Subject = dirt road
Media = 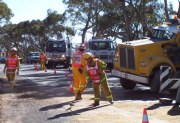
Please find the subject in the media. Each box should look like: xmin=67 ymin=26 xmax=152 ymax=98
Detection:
xmin=0 ymin=64 xmax=180 ymax=123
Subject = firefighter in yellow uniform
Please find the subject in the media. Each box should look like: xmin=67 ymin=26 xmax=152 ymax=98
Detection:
xmin=84 ymin=52 xmax=113 ymax=107
xmin=72 ymin=44 xmax=87 ymax=100
xmin=39 ymin=51 xmax=47 ymax=70
xmin=3 ymin=47 xmax=20 ymax=92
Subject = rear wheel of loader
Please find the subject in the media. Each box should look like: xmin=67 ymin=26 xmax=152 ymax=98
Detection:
xmin=120 ymin=78 xmax=136 ymax=90
xmin=150 ymin=70 xmax=160 ymax=93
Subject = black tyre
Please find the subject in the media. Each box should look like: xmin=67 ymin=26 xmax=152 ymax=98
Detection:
xmin=150 ymin=70 xmax=160 ymax=93
xmin=120 ymin=78 xmax=136 ymax=90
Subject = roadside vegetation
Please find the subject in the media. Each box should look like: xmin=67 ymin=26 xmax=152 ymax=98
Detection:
xmin=0 ymin=0 xmax=178 ymax=60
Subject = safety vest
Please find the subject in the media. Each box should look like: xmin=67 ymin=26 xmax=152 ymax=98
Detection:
xmin=40 ymin=54 xmax=46 ymax=62
xmin=72 ymin=51 xmax=84 ymax=67
xmin=6 ymin=56 xmax=18 ymax=70
xmin=86 ymin=59 xmax=100 ymax=84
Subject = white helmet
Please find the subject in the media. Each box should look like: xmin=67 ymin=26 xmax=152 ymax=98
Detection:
xmin=10 ymin=47 xmax=17 ymax=52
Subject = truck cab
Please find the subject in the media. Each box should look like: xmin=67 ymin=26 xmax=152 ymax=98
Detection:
xmin=85 ymin=38 xmax=116 ymax=71
xmin=112 ymin=19 xmax=180 ymax=93
xmin=45 ymin=39 xmax=72 ymax=69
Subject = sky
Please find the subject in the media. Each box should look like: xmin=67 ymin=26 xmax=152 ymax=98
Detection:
xmin=4 ymin=0 xmax=65 ymax=23
xmin=2 ymin=0 xmax=180 ymax=43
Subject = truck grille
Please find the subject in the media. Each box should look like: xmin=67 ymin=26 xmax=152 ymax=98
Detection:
xmin=119 ymin=47 xmax=135 ymax=69
xmin=99 ymin=55 xmax=108 ymax=59
xmin=94 ymin=55 xmax=108 ymax=59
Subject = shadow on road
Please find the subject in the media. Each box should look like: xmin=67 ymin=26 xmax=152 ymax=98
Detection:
xmin=146 ymin=99 xmax=180 ymax=116
xmin=168 ymin=106 xmax=180 ymax=116
xmin=39 ymin=101 xmax=73 ymax=111
xmin=47 ymin=104 xmax=110 ymax=120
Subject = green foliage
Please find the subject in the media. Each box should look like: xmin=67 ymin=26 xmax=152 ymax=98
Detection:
xmin=0 ymin=10 xmax=74 ymax=61
xmin=63 ymin=0 xmax=174 ymax=42
xmin=0 ymin=1 xmax=13 ymax=25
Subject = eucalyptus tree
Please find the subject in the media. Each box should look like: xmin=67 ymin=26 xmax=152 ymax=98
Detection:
xmin=178 ymin=1 xmax=180 ymax=18
xmin=63 ymin=0 xmax=105 ymax=43
xmin=97 ymin=0 xmax=166 ymax=41
xmin=0 ymin=1 xmax=13 ymax=26
xmin=42 ymin=9 xmax=75 ymax=50
xmin=0 ymin=1 xmax=13 ymax=51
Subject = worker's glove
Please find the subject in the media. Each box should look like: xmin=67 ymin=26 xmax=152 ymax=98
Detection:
xmin=78 ymin=68 xmax=83 ymax=74
xmin=16 ymin=71 xmax=19 ymax=75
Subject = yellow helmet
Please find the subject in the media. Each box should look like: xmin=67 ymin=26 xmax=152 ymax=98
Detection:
xmin=84 ymin=52 xmax=94 ymax=60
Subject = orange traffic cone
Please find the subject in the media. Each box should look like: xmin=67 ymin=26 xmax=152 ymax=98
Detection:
xmin=54 ymin=68 xmax=56 ymax=74
xmin=142 ymin=108 xmax=149 ymax=123
xmin=69 ymin=81 xmax=74 ymax=93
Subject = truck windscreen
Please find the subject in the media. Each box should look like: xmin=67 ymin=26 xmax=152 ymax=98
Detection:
xmin=46 ymin=41 xmax=66 ymax=52
xmin=151 ymin=29 xmax=176 ymax=41
xmin=89 ymin=42 xmax=114 ymax=50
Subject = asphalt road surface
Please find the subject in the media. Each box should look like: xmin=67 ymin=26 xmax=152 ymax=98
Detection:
xmin=0 ymin=64 xmax=180 ymax=123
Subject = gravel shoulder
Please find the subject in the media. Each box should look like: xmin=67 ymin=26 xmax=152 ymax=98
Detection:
xmin=0 ymin=65 xmax=180 ymax=123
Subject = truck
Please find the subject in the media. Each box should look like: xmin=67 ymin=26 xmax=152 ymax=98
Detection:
xmin=44 ymin=39 xmax=72 ymax=69
xmin=112 ymin=18 xmax=180 ymax=93
xmin=27 ymin=52 xmax=40 ymax=64
xmin=85 ymin=38 xmax=116 ymax=71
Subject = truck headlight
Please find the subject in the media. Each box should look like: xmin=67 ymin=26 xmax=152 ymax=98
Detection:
xmin=140 ymin=61 xmax=146 ymax=67
xmin=61 ymin=55 xmax=65 ymax=58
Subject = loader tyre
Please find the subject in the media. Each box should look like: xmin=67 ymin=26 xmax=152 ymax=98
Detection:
xmin=120 ymin=78 xmax=136 ymax=90
xmin=150 ymin=70 xmax=160 ymax=93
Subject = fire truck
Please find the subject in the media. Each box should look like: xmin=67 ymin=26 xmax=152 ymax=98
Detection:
xmin=45 ymin=39 xmax=72 ymax=69
xmin=112 ymin=18 xmax=180 ymax=93
xmin=85 ymin=38 xmax=116 ymax=71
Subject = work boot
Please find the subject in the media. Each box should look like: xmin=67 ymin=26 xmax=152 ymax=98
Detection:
xmin=93 ymin=102 xmax=100 ymax=107
xmin=109 ymin=100 xmax=114 ymax=104
xmin=74 ymin=96 xmax=82 ymax=101
xmin=74 ymin=91 xmax=82 ymax=100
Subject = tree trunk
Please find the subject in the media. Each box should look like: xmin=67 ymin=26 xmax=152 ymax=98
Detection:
xmin=177 ymin=1 xmax=180 ymax=18
xmin=164 ymin=0 xmax=169 ymax=21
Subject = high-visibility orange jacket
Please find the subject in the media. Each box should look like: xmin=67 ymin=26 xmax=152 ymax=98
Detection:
xmin=40 ymin=54 xmax=47 ymax=62
xmin=6 ymin=55 xmax=19 ymax=70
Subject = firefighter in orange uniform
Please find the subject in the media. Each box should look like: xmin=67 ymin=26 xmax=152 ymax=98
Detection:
xmin=84 ymin=52 xmax=113 ymax=107
xmin=72 ymin=44 xmax=87 ymax=100
xmin=3 ymin=47 xmax=20 ymax=92
xmin=39 ymin=51 xmax=47 ymax=70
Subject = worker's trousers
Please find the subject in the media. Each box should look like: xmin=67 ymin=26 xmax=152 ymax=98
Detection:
xmin=40 ymin=61 xmax=46 ymax=70
xmin=92 ymin=77 xmax=113 ymax=103
xmin=72 ymin=67 xmax=86 ymax=98
xmin=6 ymin=69 xmax=16 ymax=91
